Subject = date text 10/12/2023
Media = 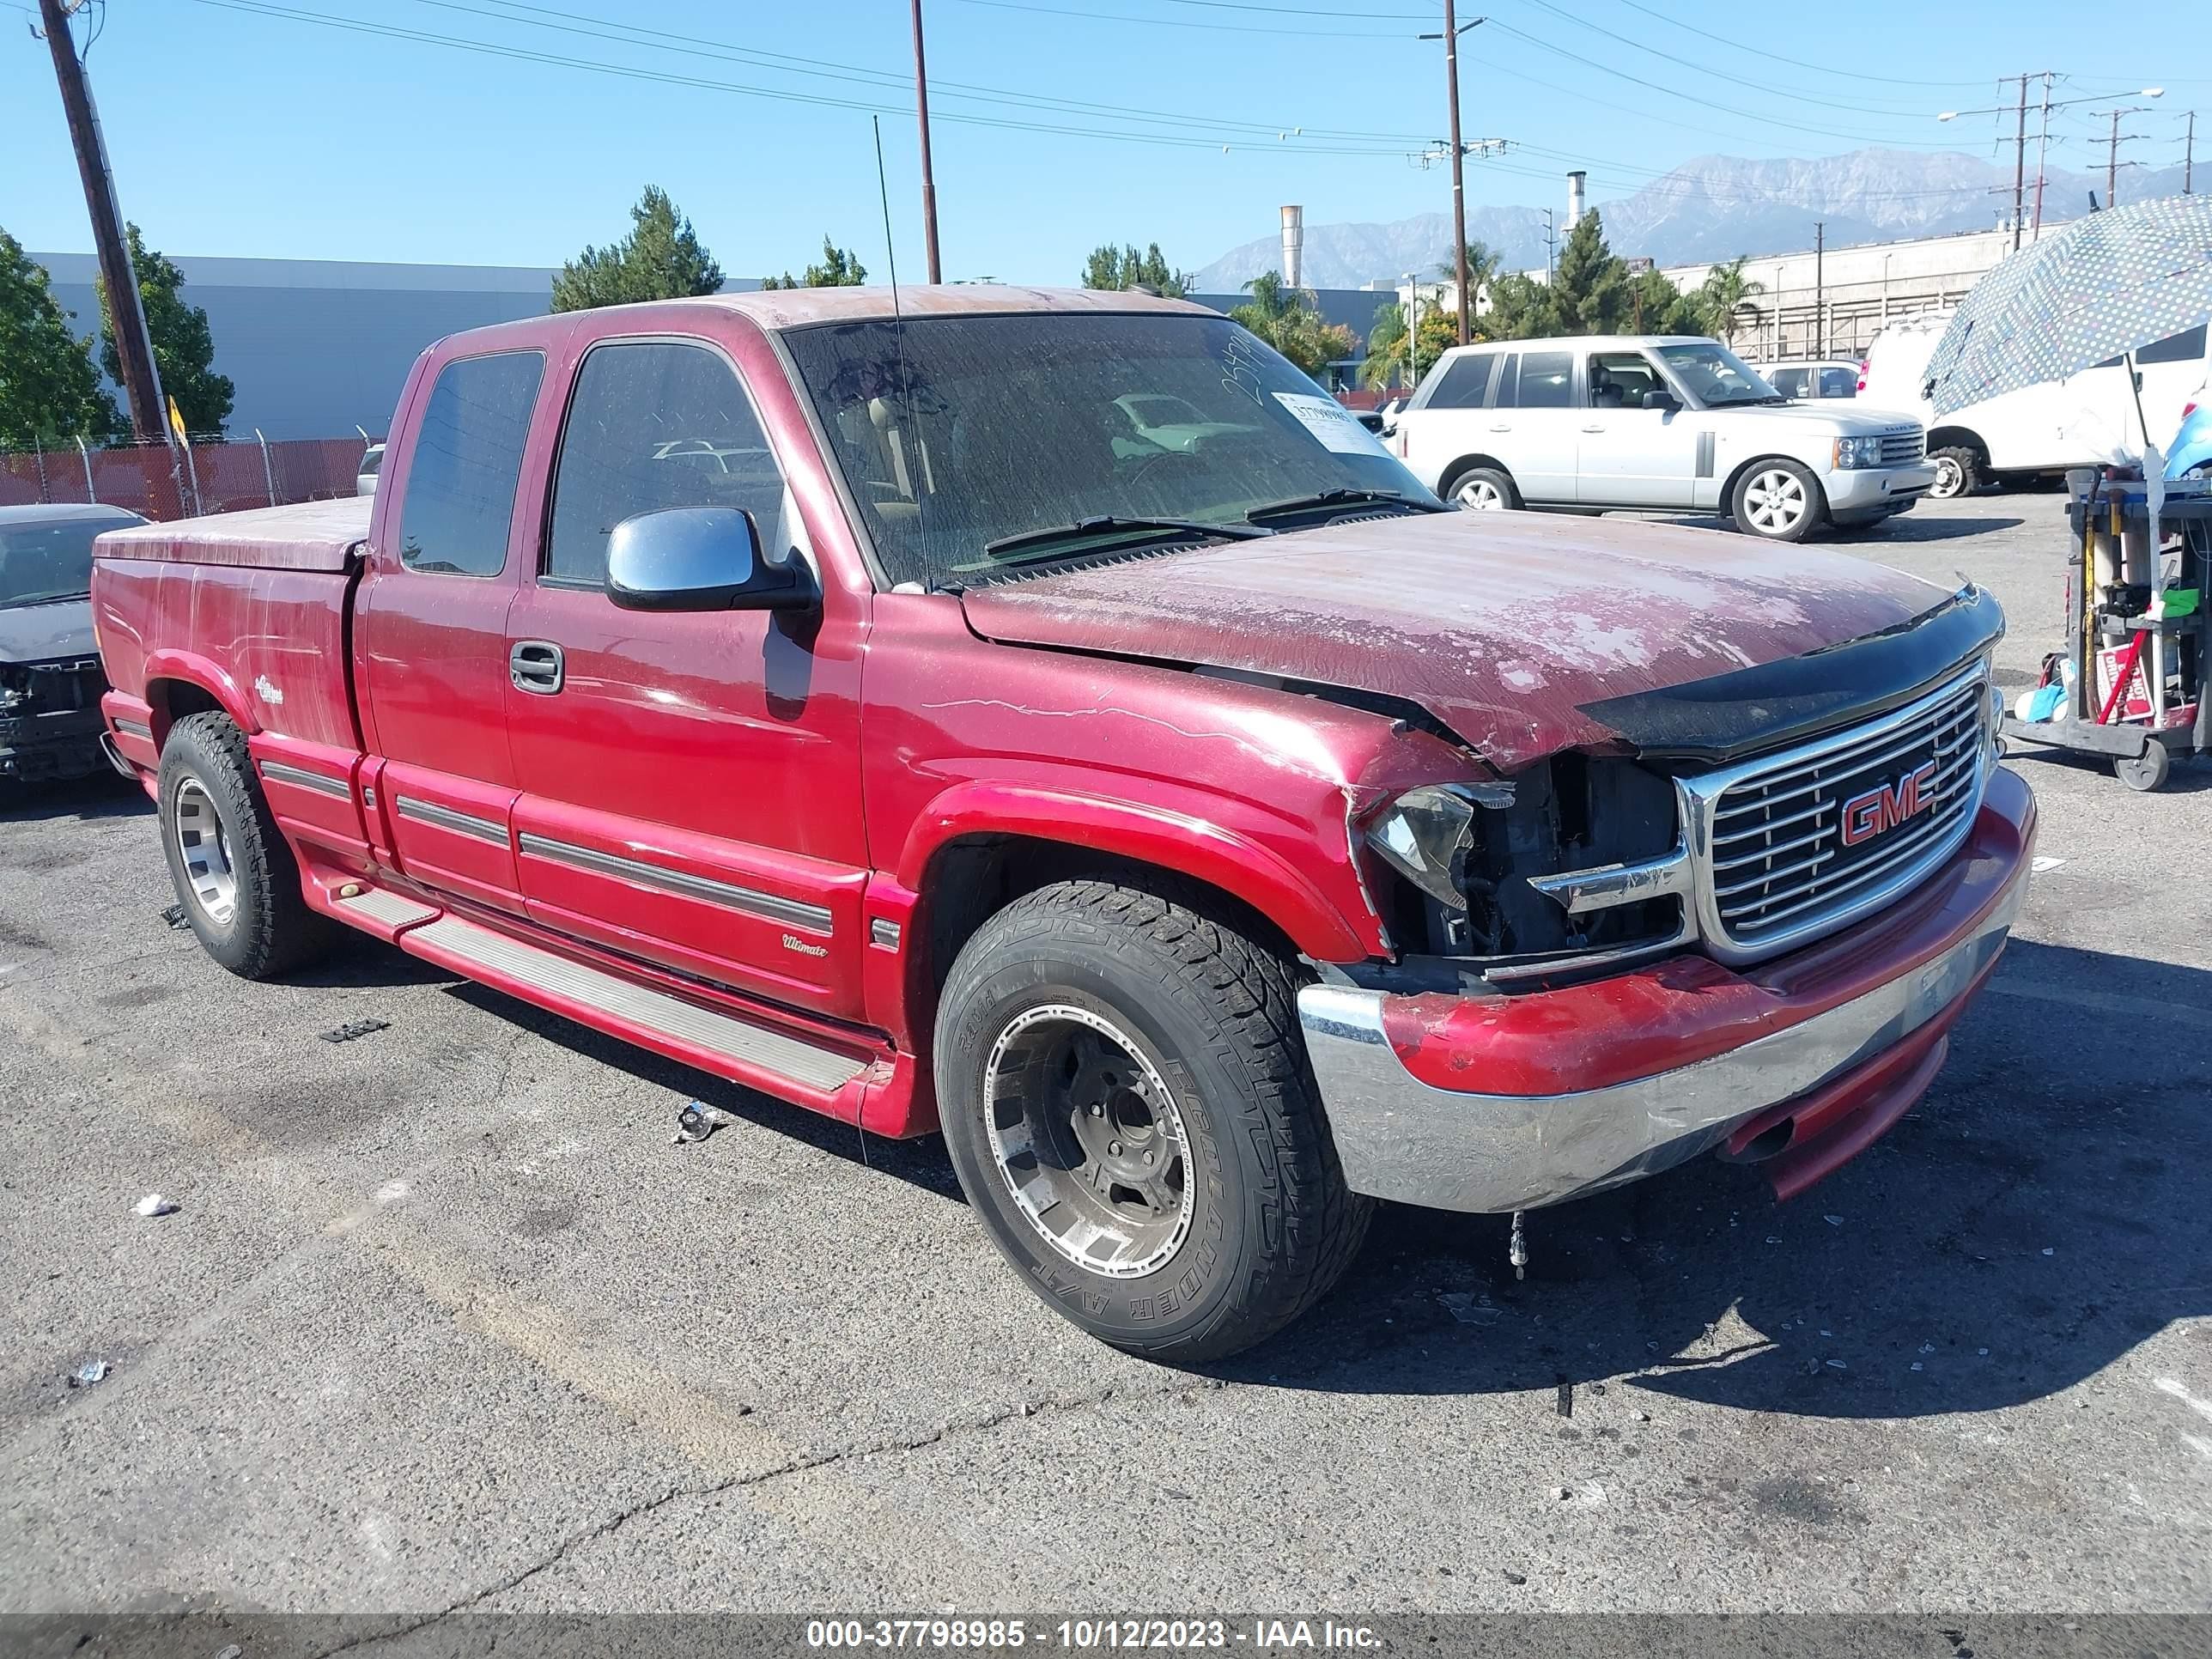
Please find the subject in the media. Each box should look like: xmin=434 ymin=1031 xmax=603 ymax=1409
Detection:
xmin=805 ymin=1619 xmax=1382 ymax=1650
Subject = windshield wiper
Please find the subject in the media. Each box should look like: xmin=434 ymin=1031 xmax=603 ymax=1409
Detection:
xmin=3 ymin=590 xmax=90 ymax=606
xmin=982 ymin=515 xmax=1269 ymax=561
xmin=1241 ymin=488 xmax=1449 ymax=526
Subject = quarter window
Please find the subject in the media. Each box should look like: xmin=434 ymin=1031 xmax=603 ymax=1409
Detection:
xmin=544 ymin=341 xmax=788 ymax=588
xmin=397 ymin=351 xmax=544 ymax=577
xmin=1767 ymin=368 xmax=1809 ymax=398
xmin=1428 ymin=354 xmax=1497 ymax=410
xmin=2137 ymin=325 xmax=2208 ymax=366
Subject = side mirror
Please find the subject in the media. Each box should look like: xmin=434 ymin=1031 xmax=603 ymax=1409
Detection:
xmin=1640 ymin=388 xmax=1680 ymax=412
xmin=605 ymin=507 xmax=812 ymax=613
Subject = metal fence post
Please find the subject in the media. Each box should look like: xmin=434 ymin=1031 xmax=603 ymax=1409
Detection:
xmin=180 ymin=431 xmax=204 ymax=517
xmin=33 ymin=439 xmax=50 ymax=503
xmin=76 ymin=436 xmax=96 ymax=502
xmin=256 ymin=428 xmax=278 ymax=507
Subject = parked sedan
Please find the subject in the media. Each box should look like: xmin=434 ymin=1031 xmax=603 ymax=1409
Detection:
xmin=1763 ymin=359 xmax=1863 ymax=400
xmin=0 ymin=503 xmax=145 ymax=783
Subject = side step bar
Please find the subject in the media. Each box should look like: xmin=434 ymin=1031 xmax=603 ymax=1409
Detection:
xmin=334 ymin=887 xmax=440 ymax=931
xmin=399 ymin=914 xmax=871 ymax=1096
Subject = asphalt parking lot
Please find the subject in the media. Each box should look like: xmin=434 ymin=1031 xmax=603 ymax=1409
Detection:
xmin=2 ymin=495 xmax=2209 ymax=1620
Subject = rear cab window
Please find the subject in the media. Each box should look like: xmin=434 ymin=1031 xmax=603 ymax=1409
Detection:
xmin=1425 ymin=353 xmax=1497 ymax=410
xmin=1515 ymin=351 xmax=1574 ymax=408
xmin=397 ymin=350 xmax=545 ymax=576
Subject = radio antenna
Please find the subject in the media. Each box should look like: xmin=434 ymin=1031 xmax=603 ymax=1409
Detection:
xmin=874 ymin=115 xmax=902 ymax=321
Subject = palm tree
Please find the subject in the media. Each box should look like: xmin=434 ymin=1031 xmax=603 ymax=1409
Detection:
xmin=1436 ymin=239 xmax=1504 ymax=319
xmin=1696 ymin=256 xmax=1765 ymax=347
xmin=1231 ymin=271 xmax=1357 ymax=378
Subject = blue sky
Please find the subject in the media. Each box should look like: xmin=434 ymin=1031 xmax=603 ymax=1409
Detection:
xmin=3 ymin=0 xmax=2201 ymax=283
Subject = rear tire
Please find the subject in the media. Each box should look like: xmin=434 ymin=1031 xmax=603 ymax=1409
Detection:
xmin=1443 ymin=465 xmax=1520 ymax=512
xmin=1929 ymin=446 xmax=1984 ymax=499
xmin=157 ymin=712 xmax=337 ymax=979
xmin=933 ymin=877 xmax=1370 ymax=1364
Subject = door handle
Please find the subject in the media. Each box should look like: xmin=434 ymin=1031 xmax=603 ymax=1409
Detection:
xmin=1488 ymin=422 xmax=1511 ymax=433
xmin=1581 ymin=423 xmax=1607 ymax=434
xmin=509 ymin=640 xmax=564 ymax=696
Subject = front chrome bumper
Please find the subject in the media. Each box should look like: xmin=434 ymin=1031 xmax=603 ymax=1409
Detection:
xmin=1828 ymin=461 xmax=1938 ymax=511
xmin=1297 ymin=776 xmax=2034 ymax=1216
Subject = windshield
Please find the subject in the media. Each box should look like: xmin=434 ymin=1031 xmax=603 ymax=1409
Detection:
xmin=1654 ymin=342 xmax=1782 ymax=407
xmin=781 ymin=313 xmax=1437 ymax=589
xmin=0 ymin=516 xmax=131 ymax=607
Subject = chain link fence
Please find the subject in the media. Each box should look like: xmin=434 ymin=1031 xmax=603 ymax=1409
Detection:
xmin=0 ymin=433 xmax=376 ymax=520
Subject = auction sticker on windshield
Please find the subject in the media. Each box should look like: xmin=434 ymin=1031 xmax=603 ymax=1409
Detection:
xmin=1273 ymin=391 xmax=1389 ymax=456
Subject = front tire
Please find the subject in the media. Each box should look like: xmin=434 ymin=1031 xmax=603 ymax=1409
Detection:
xmin=157 ymin=712 xmax=336 ymax=979
xmin=1929 ymin=446 xmax=1984 ymax=499
xmin=1443 ymin=465 xmax=1520 ymax=512
xmin=1732 ymin=459 xmax=1827 ymax=542
xmin=933 ymin=878 xmax=1370 ymax=1364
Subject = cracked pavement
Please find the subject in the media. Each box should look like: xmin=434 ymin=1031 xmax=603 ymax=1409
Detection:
xmin=2 ymin=497 xmax=2209 ymax=1615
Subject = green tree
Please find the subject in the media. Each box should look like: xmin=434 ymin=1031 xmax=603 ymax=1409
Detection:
xmin=1544 ymin=210 xmax=1632 ymax=337
xmin=0 ymin=229 xmax=120 ymax=447
xmin=552 ymin=186 xmax=724 ymax=313
xmin=1080 ymin=241 xmax=1191 ymax=298
xmin=1436 ymin=239 xmax=1505 ymax=318
xmin=760 ymin=237 xmax=869 ymax=289
xmin=97 ymin=224 xmax=233 ymax=435
xmin=1231 ymin=271 xmax=1356 ymax=379
xmin=1691 ymin=254 xmax=1765 ymax=345
xmin=1361 ymin=301 xmax=1408 ymax=389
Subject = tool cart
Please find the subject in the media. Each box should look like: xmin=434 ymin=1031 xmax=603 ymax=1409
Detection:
xmin=2002 ymin=477 xmax=2209 ymax=792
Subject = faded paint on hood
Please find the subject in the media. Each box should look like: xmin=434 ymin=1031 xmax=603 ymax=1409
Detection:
xmin=958 ymin=509 xmax=1952 ymax=770
xmin=0 ymin=598 xmax=94 ymax=665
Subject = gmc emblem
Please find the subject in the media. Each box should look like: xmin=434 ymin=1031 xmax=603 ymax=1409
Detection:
xmin=1840 ymin=761 xmax=1938 ymax=847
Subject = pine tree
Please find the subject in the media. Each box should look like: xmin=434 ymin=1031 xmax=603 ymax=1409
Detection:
xmin=761 ymin=237 xmax=869 ymax=289
xmin=1080 ymin=241 xmax=1190 ymax=298
xmin=552 ymin=187 xmax=724 ymax=313
xmin=0 ymin=229 xmax=121 ymax=447
xmin=1546 ymin=210 xmax=1629 ymax=337
xmin=98 ymin=225 xmax=233 ymax=435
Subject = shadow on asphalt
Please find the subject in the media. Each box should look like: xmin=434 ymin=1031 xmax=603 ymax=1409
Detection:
xmin=1844 ymin=514 xmax=2027 ymax=543
xmin=0 ymin=772 xmax=150 ymax=823
xmin=2003 ymin=744 xmax=2212 ymax=795
xmin=277 ymin=913 xmax=2212 ymax=1419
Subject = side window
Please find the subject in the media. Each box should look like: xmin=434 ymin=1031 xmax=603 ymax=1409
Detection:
xmin=1768 ymin=368 xmax=1808 ymax=398
xmin=1517 ymin=351 xmax=1573 ymax=409
xmin=1490 ymin=353 xmax=1521 ymax=409
xmin=1429 ymin=354 xmax=1496 ymax=410
xmin=544 ymin=341 xmax=787 ymax=588
xmin=2137 ymin=325 xmax=2208 ymax=366
xmin=397 ymin=351 xmax=544 ymax=576
xmin=1586 ymin=352 xmax=1663 ymax=409
xmin=1817 ymin=367 xmax=1857 ymax=398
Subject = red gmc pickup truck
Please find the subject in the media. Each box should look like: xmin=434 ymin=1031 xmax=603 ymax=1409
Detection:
xmin=91 ymin=288 xmax=2035 ymax=1362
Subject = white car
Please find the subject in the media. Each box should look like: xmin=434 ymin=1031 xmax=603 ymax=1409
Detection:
xmin=1763 ymin=359 xmax=1862 ymax=401
xmin=356 ymin=443 xmax=384 ymax=495
xmin=1393 ymin=335 xmax=1936 ymax=542
xmin=1856 ymin=314 xmax=2209 ymax=497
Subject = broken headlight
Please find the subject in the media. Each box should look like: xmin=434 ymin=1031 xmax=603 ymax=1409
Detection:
xmin=1364 ymin=783 xmax=1482 ymax=911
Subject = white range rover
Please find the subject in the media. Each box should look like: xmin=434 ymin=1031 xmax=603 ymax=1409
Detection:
xmin=1393 ymin=335 xmax=1937 ymax=542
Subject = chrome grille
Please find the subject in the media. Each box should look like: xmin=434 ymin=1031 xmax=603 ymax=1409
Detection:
xmin=1879 ymin=428 xmax=1926 ymax=466
xmin=1702 ymin=671 xmax=1990 ymax=953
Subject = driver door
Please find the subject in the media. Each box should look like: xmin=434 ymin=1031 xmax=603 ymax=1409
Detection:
xmin=500 ymin=333 xmax=872 ymax=1022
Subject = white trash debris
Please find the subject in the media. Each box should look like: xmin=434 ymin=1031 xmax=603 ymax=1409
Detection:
xmin=133 ymin=1193 xmax=179 ymax=1218
xmin=1438 ymin=1292 xmax=1501 ymax=1326
xmin=67 ymin=1361 xmax=108 ymax=1389
xmin=1823 ymin=1214 xmax=1844 ymax=1226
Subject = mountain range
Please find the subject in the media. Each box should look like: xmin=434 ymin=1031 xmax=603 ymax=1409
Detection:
xmin=1191 ymin=148 xmax=2195 ymax=290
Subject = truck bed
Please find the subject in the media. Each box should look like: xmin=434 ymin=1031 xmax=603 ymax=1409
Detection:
xmin=94 ymin=495 xmax=372 ymax=572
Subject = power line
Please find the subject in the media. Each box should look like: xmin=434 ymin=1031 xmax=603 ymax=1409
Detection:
xmin=949 ymin=0 xmax=1417 ymax=37
xmin=1602 ymin=0 xmax=2028 ymax=89
xmin=441 ymin=0 xmax=1435 ymax=143
xmin=186 ymin=0 xmax=1428 ymax=155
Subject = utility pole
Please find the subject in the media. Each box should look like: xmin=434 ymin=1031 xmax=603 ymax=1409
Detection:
xmin=1541 ymin=209 xmax=1555 ymax=278
xmin=1419 ymin=8 xmax=1486 ymax=344
xmin=2033 ymin=74 xmax=2053 ymax=238
xmin=2010 ymin=73 xmax=2028 ymax=250
xmin=1813 ymin=222 xmax=1825 ymax=358
xmin=909 ymin=0 xmax=942 ymax=283
xmin=37 ymin=0 xmax=167 ymax=443
xmin=2094 ymin=101 xmax=2163 ymax=208
xmin=2186 ymin=111 xmax=2197 ymax=194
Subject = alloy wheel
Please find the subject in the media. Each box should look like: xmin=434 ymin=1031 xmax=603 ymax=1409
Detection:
xmin=171 ymin=776 xmax=238 ymax=927
xmin=1742 ymin=467 xmax=1808 ymax=535
xmin=983 ymin=1003 xmax=1194 ymax=1279
xmin=1455 ymin=477 xmax=1506 ymax=510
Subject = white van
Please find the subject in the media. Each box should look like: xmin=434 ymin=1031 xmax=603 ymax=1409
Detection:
xmin=1856 ymin=314 xmax=2209 ymax=496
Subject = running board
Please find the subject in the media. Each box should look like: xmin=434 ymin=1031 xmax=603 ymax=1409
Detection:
xmin=400 ymin=915 xmax=870 ymax=1095
xmin=335 ymin=887 xmax=440 ymax=930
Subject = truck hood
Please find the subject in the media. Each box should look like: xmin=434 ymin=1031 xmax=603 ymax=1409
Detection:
xmin=0 ymin=598 xmax=94 ymax=665
xmin=958 ymin=510 xmax=1960 ymax=771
